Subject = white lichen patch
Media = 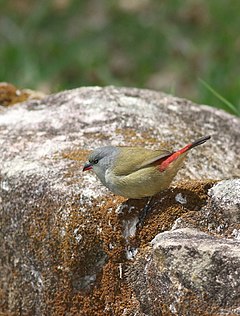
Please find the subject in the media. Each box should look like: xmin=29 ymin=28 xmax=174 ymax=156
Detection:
xmin=80 ymin=173 xmax=109 ymax=200
xmin=3 ymin=158 xmax=49 ymax=178
xmin=209 ymin=179 xmax=240 ymax=204
xmin=0 ymin=105 xmax=48 ymax=126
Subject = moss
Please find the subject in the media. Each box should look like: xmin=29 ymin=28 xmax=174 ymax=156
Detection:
xmin=0 ymin=83 xmax=43 ymax=106
xmin=62 ymin=149 xmax=90 ymax=162
xmin=133 ymin=180 xmax=216 ymax=246
xmin=115 ymin=127 xmax=170 ymax=148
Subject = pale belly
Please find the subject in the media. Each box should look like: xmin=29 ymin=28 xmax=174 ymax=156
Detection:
xmin=105 ymin=158 xmax=185 ymax=199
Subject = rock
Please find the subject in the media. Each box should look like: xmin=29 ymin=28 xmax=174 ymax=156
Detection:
xmin=128 ymin=228 xmax=240 ymax=316
xmin=172 ymin=179 xmax=240 ymax=239
xmin=0 ymin=86 xmax=240 ymax=315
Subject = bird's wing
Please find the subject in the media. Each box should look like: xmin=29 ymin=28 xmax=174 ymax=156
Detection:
xmin=112 ymin=147 xmax=172 ymax=176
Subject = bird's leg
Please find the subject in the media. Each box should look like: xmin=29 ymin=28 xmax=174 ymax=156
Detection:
xmin=137 ymin=196 xmax=154 ymax=228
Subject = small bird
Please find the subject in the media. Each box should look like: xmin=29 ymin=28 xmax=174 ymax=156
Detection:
xmin=83 ymin=135 xmax=211 ymax=199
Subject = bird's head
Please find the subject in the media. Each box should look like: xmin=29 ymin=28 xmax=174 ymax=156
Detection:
xmin=83 ymin=146 xmax=119 ymax=183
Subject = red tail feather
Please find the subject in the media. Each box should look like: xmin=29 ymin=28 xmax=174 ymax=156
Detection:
xmin=158 ymin=135 xmax=211 ymax=172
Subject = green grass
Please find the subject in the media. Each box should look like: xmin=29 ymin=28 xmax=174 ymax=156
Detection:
xmin=0 ymin=0 xmax=240 ymax=116
xmin=199 ymin=79 xmax=240 ymax=116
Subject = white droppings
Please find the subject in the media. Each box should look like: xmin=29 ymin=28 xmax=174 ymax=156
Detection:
xmin=126 ymin=246 xmax=138 ymax=260
xmin=73 ymin=228 xmax=83 ymax=242
xmin=97 ymin=226 xmax=103 ymax=234
xmin=122 ymin=217 xmax=139 ymax=239
xmin=108 ymin=243 xmax=114 ymax=250
xmin=216 ymin=224 xmax=225 ymax=233
xmin=118 ymin=263 xmax=123 ymax=279
xmin=232 ymin=229 xmax=240 ymax=240
xmin=115 ymin=204 xmax=133 ymax=214
xmin=175 ymin=193 xmax=187 ymax=204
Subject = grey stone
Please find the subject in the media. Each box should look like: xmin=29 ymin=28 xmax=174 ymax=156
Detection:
xmin=0 ymin=86 xmax=240 ymax=315
xmin=128 ymin=228 xmax=240 ymax=316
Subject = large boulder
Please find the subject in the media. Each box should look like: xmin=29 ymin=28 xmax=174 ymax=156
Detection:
xmin=0 ymin=86 xmax=239 ymax=315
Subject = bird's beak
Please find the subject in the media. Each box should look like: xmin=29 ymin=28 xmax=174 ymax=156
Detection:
xmin=83 ymin=162 xmax=93 ymax=172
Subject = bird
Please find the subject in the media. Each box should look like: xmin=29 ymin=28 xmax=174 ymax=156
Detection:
xmin=83 ymin=135 xmax=211 ymax=199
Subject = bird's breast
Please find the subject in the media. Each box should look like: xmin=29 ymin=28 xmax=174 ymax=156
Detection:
xmin=104 ymin=169 xmax=125 ymax=196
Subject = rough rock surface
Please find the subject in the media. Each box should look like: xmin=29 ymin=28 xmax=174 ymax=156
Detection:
xmin=129 ymin=227 xmax=240 ymax=316
xmin=174 ymin=179 xmax=240 ymax=239
xmin=0 ymin=86 xmax=240 ymax=315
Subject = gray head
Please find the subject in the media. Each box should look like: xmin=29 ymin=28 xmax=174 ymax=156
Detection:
xmin=83 ymin=146 xmax=119 ymax=185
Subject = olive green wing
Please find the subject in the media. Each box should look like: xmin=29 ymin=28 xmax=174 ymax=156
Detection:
xmin=112 ymin=147 xmax=172 ymax=176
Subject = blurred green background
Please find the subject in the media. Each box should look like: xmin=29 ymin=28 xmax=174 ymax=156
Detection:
xmin=1 ymin=0 xmax=240 ymax=115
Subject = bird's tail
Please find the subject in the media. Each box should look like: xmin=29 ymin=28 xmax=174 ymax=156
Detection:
xmin=187 ymin=135 xmax=211 ymax=150
xmin=158 ymin=135 xmax=211 ymax=172
xmin=177 ymin=135 xmax=211 ymax=155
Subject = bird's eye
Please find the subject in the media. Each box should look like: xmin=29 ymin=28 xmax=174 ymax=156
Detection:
xmin=93 ymin=159 xmax=99 ymax=164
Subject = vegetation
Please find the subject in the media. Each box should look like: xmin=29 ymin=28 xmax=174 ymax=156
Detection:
xmin=0 ymin=0 xmax=240 ymax=116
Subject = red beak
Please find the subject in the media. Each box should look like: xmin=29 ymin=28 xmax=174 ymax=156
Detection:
xmin=83 ymin=162 xmax=93 ymax=171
